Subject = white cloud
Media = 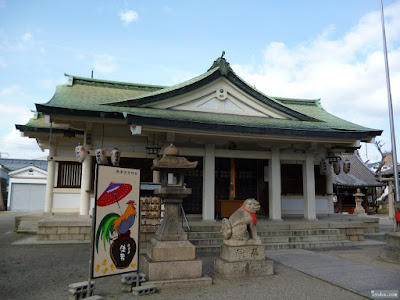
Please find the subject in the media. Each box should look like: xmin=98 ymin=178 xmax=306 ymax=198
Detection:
xmin=0 ymin=84 xmax=25 ymax=96
xmin=233 ymin=1 xmax=400 ymax=161
xmin=93 ymin=54 xmax=117 ymax=73
xmin=0 ymin=84 xmax=43 ymax=158
xmin=0 ymin=129 xmax=47 ymax=159
xmin=20 ymin=32 xmax=32 ymax=43
xmin=38 ymin=76 xmax=67 ymax=90
xmin=119 ymin=10 xmax=139 ymax=25
xmin=76 ymin=53 xmax=87 ymax=60
xmin=0 ymin=103 xmax=45 ymax=159
xmin=1 ymin=31 xmax=35 ymax=51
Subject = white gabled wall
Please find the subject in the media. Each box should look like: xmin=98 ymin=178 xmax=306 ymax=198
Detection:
xmin=150 ymin=78 xmax=292 ymax=119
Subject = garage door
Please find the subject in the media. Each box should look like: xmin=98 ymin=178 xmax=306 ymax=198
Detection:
xmin=10 ymin=183 xmax=46 ymax=211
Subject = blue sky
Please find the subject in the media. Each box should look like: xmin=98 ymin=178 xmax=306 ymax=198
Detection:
xmin=1 ymin=0 xmax=399 ymax=162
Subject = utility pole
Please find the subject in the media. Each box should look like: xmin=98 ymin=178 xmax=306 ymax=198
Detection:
xmin=0 ymin=180 xmax=4 ymax=211
xmin=0 ymin=152 xmax=8 ymax=211
xmin=379 ymin=0 xmax=399 ymax=231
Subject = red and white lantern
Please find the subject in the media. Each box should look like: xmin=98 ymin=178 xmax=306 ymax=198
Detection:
xmin=320 ymin=160 xmax=328 ymax=175
xmin=95 ymin=148 xmax=108 ymax=165
xmin=343 ymin=159 xmax=351 ymax=174
xmin=75 ymin=144 xmax=86 ymax=163
xmin=333 ymin=161 xmax=341 ymax=175
xmin=110 ymin=147 xmax=120 ymax=167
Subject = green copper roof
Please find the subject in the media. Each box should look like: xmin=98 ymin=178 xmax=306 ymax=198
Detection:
xmin=121 ymin=105 xmax=381 ymax=140
xmin=106 ymin=67 xmax=221 ymax=107
xmin=16 ymin=112 xmax=83 ymax=135
xmin=39 ymin=73 xmax=164 ymax=112
xmin=30 ymin=56 xmax=382 ymax=141
xmin=105 ymin=57 xmax=316 ymax=121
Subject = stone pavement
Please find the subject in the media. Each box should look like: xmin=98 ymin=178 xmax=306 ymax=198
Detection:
xmin=2 ymin=211 xmax=400 ymax=299
xmin=266 ymin=249 xmax=400 ymax=299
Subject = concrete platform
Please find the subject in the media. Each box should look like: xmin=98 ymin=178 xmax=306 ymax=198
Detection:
xmin=266 ymin=249 xmax=400 ymax=298
xmin=13 ymin=212 xmax=382 ymax=252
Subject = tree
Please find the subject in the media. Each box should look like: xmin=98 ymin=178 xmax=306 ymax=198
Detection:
xmin=375 ymin=140 xmax=387 ymax=180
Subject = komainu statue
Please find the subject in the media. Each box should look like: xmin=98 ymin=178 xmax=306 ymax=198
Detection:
xmin=221 ymin=198 xmax=261 ymax=246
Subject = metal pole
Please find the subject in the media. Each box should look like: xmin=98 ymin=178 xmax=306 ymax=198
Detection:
xmin=87 ymin=164 xmax=99 ymax=297
xmin=379 ymin=0 xmax=399 ymax=231
xmin=87 ymin=207 xmax=95 ymax=297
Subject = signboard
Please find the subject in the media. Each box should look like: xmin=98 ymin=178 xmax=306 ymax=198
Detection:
xmin=92 ymin=165 xmax=140 ymax=278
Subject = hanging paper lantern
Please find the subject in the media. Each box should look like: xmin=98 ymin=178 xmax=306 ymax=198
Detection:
xmin=95 ymin=148 xmax=108 ymax=165
xmin=75 ymin=144 xmax=86 ymax=163
xmin=320 ymin=160 xmax=328 ymax=175
xmin=111 ymin=147 xmax=120 ymax=167
xmin=333 ymin=161 xmax=341 ymax=175
xmin=343 ymin=159 xmax=351 ymax=174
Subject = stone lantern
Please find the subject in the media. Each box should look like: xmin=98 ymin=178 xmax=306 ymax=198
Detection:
xmin=141 ymin=144 xmax=211 ymax=286
xmin=353 ymin=188 xmax=367 ymax=216
xmin=152 ymin=144 xmax=197 ymax=241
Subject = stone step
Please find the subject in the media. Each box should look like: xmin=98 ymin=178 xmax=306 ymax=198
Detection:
xmin=188 ymin=231 xmax=222 ymax=239
xmin=258 ymin=229 xmax=341 ymax=237
xmin=194 ymin=240 xmax=353 ymax=253
xmin=187 ymin=222 xmax=343 ymax=232
xmin=260 ymin=234 xmax=347 ymax=243
xmin=184 ymin=225 xmax=221 ymax=232
xmin=189 ymin=234 xmax=347 ymax=246
xmin=263 ymin=240 xmax=353 ymax=250
xmin=187 ymin=228 xmax=341 ymax=239
xmin=16 ymin=220 xmax=38 ymax=233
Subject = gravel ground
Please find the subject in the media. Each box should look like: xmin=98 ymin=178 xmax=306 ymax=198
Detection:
xmin=1 ymin=212 xmax=394 ymax=300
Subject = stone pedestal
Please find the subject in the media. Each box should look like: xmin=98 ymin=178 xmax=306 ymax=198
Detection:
xmin=143 ymin=199 xmax=208 ymax=284
xmin=214 ymin=244 xmax=274 ymax=278
xmin=386 ymin=232 xmax=400 ymax=262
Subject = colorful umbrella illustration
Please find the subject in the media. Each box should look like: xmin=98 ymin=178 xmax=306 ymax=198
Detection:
xmin=96 ymin=182 xmax=137 ymax=269
xmin=98 ymin=183 xmax=132 ymax=213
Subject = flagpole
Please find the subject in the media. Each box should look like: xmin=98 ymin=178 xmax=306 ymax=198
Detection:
xmin=379 ymin=0 xmax=399 ymax=231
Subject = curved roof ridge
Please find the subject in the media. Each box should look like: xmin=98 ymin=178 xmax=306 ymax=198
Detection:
xmin=64 ymin=73 xmax=165 ymax=90
xmin=104 ymin=66 xmax=221 ymax=107
xmin=100 ymin=55 xmax=320 ymax=121
xmin=272 ymin=96 xmax=321 ymax=105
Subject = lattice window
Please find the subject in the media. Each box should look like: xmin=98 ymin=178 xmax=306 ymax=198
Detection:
xmin=57 ymin=162 xmax=82 ymax=188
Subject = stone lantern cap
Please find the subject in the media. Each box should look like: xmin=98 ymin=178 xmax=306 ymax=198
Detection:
xmin=353 ymin=188 xmax=365 ymax=198
xmin=152 ymin=144 xmax=198 ymax=170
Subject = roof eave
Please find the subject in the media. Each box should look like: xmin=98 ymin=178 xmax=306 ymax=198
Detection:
xmin=35 ymin=103 xmax=124 ymax=120
xmin=15 ymin=124 xmax=84 ymax=135
xmin=124 ymin=113 xmax=380 ymax=140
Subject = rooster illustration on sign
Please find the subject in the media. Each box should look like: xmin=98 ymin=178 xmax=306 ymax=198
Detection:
xmin=95 ymin=183 xmax=137 ymax=269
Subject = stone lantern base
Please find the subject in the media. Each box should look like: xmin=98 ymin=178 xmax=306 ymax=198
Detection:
xmin=354 ymin=199 xmax=367 ymax=216
xmin=142 ymin=238 xmax=204 ymax=281
xmin=140 ymin=199 xmax=211 ymax=287
xmin=353 ymin=189 xmax=367 ymax=217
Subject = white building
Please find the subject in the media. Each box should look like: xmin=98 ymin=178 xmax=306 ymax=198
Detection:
xmin=16 ymin=55 xmax=382 ymax=220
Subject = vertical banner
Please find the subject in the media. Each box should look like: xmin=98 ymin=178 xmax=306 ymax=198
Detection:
xmin=92 ymin=165 xmax=140 ymax=278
